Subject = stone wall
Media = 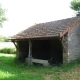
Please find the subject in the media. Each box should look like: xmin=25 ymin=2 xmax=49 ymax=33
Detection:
xmin=61 ymin=33 xmax=68 ymax=63
xmin=68 ymin=23 xmax=80 ymax=62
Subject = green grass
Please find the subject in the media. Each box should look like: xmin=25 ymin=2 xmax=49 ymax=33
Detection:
xmin=0 ymin=47 xmax=16 ymax=54
xmin=0 ymin=42 xmax=16 ymax=54
xmin=0 ymin=53 xmax=80 ymax=80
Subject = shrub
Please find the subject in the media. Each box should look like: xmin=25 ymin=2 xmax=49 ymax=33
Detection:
xmin=0 ymin=47 xmax=16 ymax=54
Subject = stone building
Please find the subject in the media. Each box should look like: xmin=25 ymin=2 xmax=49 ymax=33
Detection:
xmin=11 ymin=17 xmax=80 ymax=66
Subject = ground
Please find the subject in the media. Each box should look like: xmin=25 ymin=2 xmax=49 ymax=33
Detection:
xmin=0 ymin=53 xmax=80 ymax=80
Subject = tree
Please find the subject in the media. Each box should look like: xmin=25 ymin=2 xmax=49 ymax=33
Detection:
xmin=0 ymin=4 xmax=7 ymax=27
xmin=0 ymin=35 xmax=10 ymax=42
xmin=71 ymin=0 xmax=80 ymax=16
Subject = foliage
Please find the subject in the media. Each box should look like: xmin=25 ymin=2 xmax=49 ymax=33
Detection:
xmin=0 ymin=47 xmax=16 ymax=54
xmin=0 ymin=35 xmax=11 ymax=42
xmin=0 ymin=4 xmax=7 ymax=27
xmin=0 ymin=53 xmax=80 ymax=80
xmin=71 ymin=0 xmax=80 ymax=16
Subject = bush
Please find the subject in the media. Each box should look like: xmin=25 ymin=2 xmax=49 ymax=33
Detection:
xmin=0 ymin=47 xmax=16 ymax=54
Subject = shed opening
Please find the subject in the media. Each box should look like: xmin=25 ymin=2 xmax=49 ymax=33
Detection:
xmin=32 ymin=39 xmax=63 ymax=65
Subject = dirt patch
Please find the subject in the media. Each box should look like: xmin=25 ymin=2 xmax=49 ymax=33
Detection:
xmin=44 ymin=74 xmax=52 ymax=80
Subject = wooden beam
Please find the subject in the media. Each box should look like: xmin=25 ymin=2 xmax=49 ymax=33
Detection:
xmin=12 ymin=41 xmax=18 ymax=49
xmin=12 ymin=41 xmax=20 ymax=60
xmin=29 ymin=40 xmax=32 ymax=58
xmin=27 ymin=40 xmax=32 ymax=65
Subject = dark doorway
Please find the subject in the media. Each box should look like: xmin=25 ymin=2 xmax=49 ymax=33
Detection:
xmin=32 ymin=39 xmax=63 ymax=65
xmin=32 ymin=40 xmax=50 ymax=60
xmin=49 ymin=39 xmax=63 ymax=65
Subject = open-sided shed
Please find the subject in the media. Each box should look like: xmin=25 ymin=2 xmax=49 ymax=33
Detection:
xmin=11 ymin=17 xmax=80 ymax=66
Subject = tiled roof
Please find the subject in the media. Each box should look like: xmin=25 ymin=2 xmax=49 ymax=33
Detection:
xmin=11 ymin=17 xmax=80 ymax=40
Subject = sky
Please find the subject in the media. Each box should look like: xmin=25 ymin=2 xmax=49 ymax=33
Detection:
xmin=0 ymin=0 xmax=75 ymax=37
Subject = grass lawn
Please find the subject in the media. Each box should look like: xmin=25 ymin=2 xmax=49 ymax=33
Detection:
xmin=0 ymin=53 xmax=80 ymax=80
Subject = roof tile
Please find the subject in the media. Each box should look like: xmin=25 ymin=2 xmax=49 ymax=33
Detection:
xmin=11 ymin=17 xmax=80 ymax=40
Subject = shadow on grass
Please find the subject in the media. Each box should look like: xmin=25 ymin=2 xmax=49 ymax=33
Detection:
xmin=0 ymin=54 xmax=80 ymax=80
xmin=0 ymin=54 xmax=44 ymax=80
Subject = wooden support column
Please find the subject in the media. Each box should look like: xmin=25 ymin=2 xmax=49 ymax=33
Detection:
xmin=29 ymin=40 xmax=32 ymax=58
xmin=27 ymin=40 xmax=32 ymax=65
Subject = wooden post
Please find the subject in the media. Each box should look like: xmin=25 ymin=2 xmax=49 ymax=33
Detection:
xmin=29 ymin=40 xmax=32 ymax=58
xmin=27 ymin=40 xmax=32 ymax=65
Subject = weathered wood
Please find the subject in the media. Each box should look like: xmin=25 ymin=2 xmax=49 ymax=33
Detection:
xmin=27 ymin=40 xmax=32 ymax=65
xmin=13 ymin=41 xmax=18 ymax=49
xmin=28 ymin=40 xmax=32 ymax=57
xmin=13 ymin=41 xmax=19 ymax=60
xmin=31 ymin=59 xmax=49 ymax=66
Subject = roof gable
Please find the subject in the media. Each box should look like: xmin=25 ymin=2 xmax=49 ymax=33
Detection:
xmin=11 ymin=17 xmax=80 ymax=40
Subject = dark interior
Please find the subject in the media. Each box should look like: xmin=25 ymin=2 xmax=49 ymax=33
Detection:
xmin=32 ymin=40 xmax=50 ymax=60
xmin=18 ymin=41 xmax=29 ymax=61
xmin=18 ymin=39 xmax=63 ymax=64
xmin=32 ymin=39 xmax=63 ymax=65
